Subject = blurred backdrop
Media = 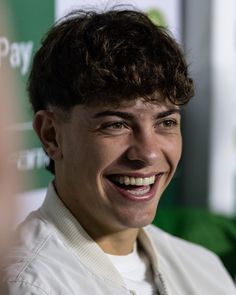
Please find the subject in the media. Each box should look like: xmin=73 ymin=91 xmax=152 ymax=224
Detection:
xmin=1 ymin=0 xmax=236 ymax=279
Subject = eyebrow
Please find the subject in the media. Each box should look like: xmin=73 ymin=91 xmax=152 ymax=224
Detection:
xmin=93 ymin=110 xmax=134 ymax=120
xmin=93 ymin=109 xmax=181 ymax=120
xmin=156 ymin=109 xmax=181 ymax=119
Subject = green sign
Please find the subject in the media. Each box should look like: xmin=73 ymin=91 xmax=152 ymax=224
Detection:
xmin=3 ymin=1 xmax=55 ymax=192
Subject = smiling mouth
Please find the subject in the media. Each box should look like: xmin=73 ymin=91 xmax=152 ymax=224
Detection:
xmin=107 ymin=174 xmax=162 ymax=199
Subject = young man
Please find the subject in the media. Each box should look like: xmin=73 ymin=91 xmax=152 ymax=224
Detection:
xmin=3 ymin=8 xmax=236 ymax=295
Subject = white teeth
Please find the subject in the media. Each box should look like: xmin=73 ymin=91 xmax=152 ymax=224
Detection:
xmin=136 ymin=178 xmax=143 ymax=185
xmin=127 ymin=186 xmax=151 ymax=195
xmin=130 ymin=177 xmax=136 ymax=185
xmin=112 ymin=175 xmax=155 ymax=186
xmin=143 ymin=177 xmax=150 ymax=185
xmin=124 ymin=176 xmax=130 ymax=185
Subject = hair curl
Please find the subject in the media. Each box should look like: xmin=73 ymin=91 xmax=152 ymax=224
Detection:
xmin=28 ymin=8 xmax=194 ymax=174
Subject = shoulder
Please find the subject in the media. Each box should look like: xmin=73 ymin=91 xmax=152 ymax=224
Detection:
xmin=146 ymin=224 xmax=223 ymax=265
xmin=2 ymin=281 xmax=50 ymax=295
xmin=145 ymin=225 xmax=236 ymax=294
xmin=3 ymin=211 xmax=65 ymax=295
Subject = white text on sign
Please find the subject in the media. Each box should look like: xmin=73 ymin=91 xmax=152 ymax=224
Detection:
xmin=0 ymin=36 xmax=33 ymax=75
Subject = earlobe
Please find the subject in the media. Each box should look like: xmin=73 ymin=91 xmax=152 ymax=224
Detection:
xmin=33 ymin=111 xmax=62 ymax=160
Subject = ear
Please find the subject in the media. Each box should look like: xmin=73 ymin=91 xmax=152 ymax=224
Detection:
xmin=33 ymin=110 xmax=62 ymax=160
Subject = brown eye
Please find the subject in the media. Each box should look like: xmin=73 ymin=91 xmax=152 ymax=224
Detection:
xmin=162 ymin=120 xmax=176 ymax=127
xmin=104 ymin=121 xmax=128 ymax=130
xmin=108 ymin=122 xmax=125 ymax=129
xmin=100 ymin=121 xmax=130 ymax=135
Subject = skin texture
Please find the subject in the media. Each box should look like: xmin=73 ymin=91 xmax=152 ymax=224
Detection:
xmin=34 ymin=98 xmax=182 ymax=254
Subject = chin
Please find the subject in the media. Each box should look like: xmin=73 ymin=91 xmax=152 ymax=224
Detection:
xmin=118 ymin=206 xmax=158 ymax=229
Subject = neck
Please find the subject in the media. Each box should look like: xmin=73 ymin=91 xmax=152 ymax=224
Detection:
xmin=95 ymin=228 xmax=139 ymax=255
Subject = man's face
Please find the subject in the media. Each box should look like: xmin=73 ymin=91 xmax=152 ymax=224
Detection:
xmin=55 ymin=99 xmax=182 ymax=234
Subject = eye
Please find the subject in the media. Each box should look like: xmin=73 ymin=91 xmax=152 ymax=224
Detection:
xmin=158 ymin=119 xmax=180 ymax=130
xmin=161 ymin=119 xmax=177 ymax=128
xmin=100 ymin=121 xmax=130 ymax=134
xmin=104 ymin=121 xmax=127 ymax=129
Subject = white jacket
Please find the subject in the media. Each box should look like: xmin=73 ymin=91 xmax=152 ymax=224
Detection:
xmin=3 ymin=183 xmax=236 ymax=294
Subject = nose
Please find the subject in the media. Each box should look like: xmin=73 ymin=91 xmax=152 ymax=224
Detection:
xmin=125 ymin=130 xmax=160 ymax=167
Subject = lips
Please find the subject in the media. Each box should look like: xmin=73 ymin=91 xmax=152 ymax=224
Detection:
xmin=107 ymin=173 xmax=163 ymax=202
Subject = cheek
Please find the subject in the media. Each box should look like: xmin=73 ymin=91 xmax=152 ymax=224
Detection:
xmin=66 ymin=135 xmax=126 ymax=177
xmin=165 ymin=135 xmax=182 ymax=167
xmin=89 ymin=140 xmax=126 ymax=171
xmin=175 ymin=136 xmax=182 ymax=159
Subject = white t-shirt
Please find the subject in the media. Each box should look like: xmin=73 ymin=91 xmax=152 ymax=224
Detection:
xmin=106 ymin=243 xmax=157 ymax=295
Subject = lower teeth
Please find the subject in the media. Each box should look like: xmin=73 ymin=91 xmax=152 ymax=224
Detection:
xmin=110 ymin=179 xmax=152 ymax=196
xmin=127 ymin=186 xmax=150 ymax=196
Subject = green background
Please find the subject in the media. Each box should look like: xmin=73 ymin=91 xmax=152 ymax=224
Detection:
xmin=7 ymin=0 xmax=54 ymax=192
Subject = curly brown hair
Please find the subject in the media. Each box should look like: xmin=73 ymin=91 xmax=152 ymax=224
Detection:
xmin=28 ymin=9 xmax=193 ymax=110
xmin=28 ymin=8 xmax=194 ymax=173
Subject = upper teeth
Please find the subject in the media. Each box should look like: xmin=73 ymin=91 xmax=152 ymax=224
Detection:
xmin=112 ymin=175 xmax=155 ymax=186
